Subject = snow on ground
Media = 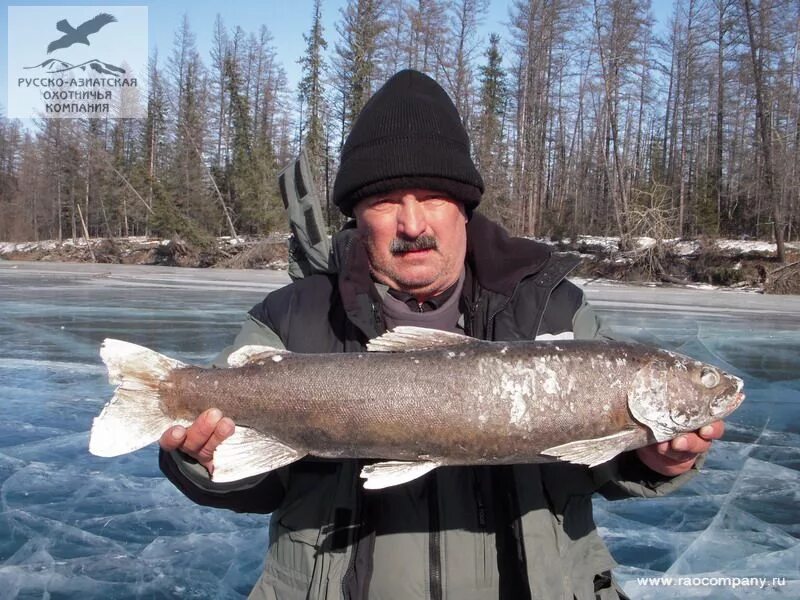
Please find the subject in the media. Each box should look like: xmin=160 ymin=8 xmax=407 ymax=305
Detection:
xmin=0 ymin=234 xmax=291 ymax=256
xmin=2 ymin=234 xmax=797 ymax=258
xmin=536 ymin=235 xmax=799 ymax=257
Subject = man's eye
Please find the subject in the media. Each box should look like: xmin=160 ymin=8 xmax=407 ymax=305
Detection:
xmin=371 ymin=198 xmax=395 ymax=208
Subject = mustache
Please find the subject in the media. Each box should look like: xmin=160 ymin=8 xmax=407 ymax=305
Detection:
xmin=390 ymin=235 xmax=438 ymax=254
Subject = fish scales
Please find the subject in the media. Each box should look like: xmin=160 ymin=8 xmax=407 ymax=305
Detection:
xmin=164 ymin=341 xmax=661 ymax=464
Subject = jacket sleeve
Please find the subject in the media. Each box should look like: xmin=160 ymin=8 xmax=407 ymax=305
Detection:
xmin=592 ymin=451 xmax=705 ymax=500
xmin=571 ymin=292 xmax=704 ymax=499
xmin=158 ymin=314 xmax=290 ymax=513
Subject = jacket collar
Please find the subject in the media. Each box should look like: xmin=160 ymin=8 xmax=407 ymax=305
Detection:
xmin=333 ymin=227 xmax=384 ymax=340
xmin=465 ymin=212 xmax=551 ymax=297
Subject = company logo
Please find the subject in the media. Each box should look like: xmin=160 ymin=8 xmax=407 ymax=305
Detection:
xmin=25 ymin=13 xmax=124 ymax=77
xmin=7 ymin=6 xmax=148 ymax=119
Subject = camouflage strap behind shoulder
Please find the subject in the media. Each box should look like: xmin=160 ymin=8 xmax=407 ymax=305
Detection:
xmin=278 ymin=148 xmax=333 ymax=279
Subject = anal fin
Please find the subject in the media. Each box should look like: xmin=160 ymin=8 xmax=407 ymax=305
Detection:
xmin=360 ymin=460 xmax=439 ymax=489
xmin=211 ymin=426 xmax=304 ymax=483
xmin=541 ymin=429 xmax=643 ymax=468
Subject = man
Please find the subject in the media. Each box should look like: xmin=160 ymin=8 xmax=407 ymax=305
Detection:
xmin=159 ymin=70 xmax=724 ymax=599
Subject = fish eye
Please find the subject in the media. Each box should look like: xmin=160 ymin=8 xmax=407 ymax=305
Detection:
xmin=701 ymin=368 xmax=720 ymax=389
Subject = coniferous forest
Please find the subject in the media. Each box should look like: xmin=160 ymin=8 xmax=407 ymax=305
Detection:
xmin=0 ymin=0 xmax=798 ymax=263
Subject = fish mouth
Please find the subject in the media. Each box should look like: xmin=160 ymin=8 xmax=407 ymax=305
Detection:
xmin=724 ymin=376 xmax=746 ymax=413
xmin=733 ymin=376 xmax=745 ymax=407
xmin=710 ymin=375 xmax=745 ymax=418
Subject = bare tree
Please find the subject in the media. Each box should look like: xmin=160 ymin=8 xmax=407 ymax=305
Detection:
xmin=743 ymin=0 xmax=786 ymax=261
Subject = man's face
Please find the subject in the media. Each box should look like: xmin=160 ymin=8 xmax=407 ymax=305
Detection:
xmin=353 ymin=188 xmax=468 ymax=299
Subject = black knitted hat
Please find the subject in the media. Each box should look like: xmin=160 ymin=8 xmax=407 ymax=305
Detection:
xmin=333 ymin=69 xmax=484 ymax=217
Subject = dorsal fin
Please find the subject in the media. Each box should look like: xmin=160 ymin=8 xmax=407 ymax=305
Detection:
xmin=227 ymin=345 xmax=290 ymax=367
xmin=367 ymin=326 xmax=475 ymax=352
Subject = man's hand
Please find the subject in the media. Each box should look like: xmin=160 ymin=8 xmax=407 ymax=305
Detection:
xmin=159 ymin=408 xmax=235 ymax=475
xmin=635 ymin=420 xmax=725 ymax=477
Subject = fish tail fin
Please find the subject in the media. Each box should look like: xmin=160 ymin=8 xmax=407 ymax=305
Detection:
xmin=90 ymin=339 xmax=187 ymax=457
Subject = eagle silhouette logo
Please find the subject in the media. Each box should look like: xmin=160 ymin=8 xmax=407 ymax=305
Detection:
xmin=47 ymin=13 xmax=117 ymax=54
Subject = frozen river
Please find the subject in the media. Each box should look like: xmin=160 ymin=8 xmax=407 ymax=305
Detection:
xmin=0 ymin=261 xmax=798 ymax=598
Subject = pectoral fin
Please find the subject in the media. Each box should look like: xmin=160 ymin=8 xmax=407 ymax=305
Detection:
xmin=541 ymin=429 xmax=643 ymax=467
xmin=360 ymin=460 xmax=439 ymax=489
xmin=211 ymin=426 xmax=304 ymax=483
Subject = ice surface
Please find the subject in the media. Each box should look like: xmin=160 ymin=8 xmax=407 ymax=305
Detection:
xmin=1 ymin=262 xmax=798 ymax=598
xmin=0 ymin=263 xmax=283 ymax=598
xmin=583 ymin=280 xmax=800 ymax=598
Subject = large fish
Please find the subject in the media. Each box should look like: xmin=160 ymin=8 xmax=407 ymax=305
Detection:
xmin=90 ymin=326 xmax=744 ymax=489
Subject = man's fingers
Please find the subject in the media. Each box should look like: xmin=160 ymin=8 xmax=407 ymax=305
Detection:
xmin=157 ymin=409 xmax=235 ymax=475
xmin=638 ymin=421 xmax=726 ymax=477
xmin=660 ymin=420 xmax=726 ymax=458
xmin=159 ymin=425 xmax=186 ymax=451
xmin=669 ymin=433 xmax=712 ymax=456
xmin=194 ymin=417 xmax=236 ymax=465
xmin=646 ymin=441 xmax=697 ymax=463
xmin=698 ymin=420 xmax=725 ymax=440
xmin=158 ymin=409 xmax=235 ymax=470
xmin=181 ymin=408 xmax=224 ymax=455
xmin=636 ymin=444 xmax=697 ymax=476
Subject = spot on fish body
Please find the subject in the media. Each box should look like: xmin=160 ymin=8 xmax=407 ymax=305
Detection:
xmin=510 ymin=396 xmax=526 ymax=424
xmin=542 ymin=376 xmax=560 ymax=395
xmin=500 ymin=346 xmax=508 ymax=354
xmin=272 ymin=355 xmax=283 ymax=363
xmin=448 ymin=351 xmax=456 ymax=358
xmin=566 ymin=375 xmax=577 ymax=394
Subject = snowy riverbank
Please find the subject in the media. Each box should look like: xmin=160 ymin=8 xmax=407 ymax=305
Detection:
xmin=1 ymin=233 xmax=799 ymax=293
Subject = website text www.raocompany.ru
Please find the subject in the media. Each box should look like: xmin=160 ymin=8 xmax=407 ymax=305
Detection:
xmin=636 ymin=575 xmax=788 ymax=590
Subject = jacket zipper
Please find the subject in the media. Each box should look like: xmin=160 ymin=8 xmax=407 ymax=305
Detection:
xmin=341 ymin=463 xmax=363 ymax=599
xmin=472 ymin=467 xmax=490 ymax=588
xmin=428 ymin=474 xmax=443 ymax=600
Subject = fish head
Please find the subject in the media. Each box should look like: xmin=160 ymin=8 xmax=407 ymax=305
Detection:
xmin=628 ymin=353 xmax=745 ymax=443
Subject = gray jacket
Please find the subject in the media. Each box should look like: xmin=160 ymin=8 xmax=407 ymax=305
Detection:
xmin=161 ymin=215 xmax=700 ymax=599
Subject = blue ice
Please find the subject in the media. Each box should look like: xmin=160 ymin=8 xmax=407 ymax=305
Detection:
xmin=1 ymin=265 xmax=798 ymax=598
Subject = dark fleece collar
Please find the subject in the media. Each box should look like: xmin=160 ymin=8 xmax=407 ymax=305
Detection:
xmin=465 ymin=212 xmax=551 ymax=297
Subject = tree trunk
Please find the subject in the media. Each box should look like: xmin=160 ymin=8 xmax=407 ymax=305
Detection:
xmin=743 ymin=0 xmax=786 ymax=262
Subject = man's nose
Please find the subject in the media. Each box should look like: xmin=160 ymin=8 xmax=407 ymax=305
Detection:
xmin=397 ymin=197 xmax=427 ymax=238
